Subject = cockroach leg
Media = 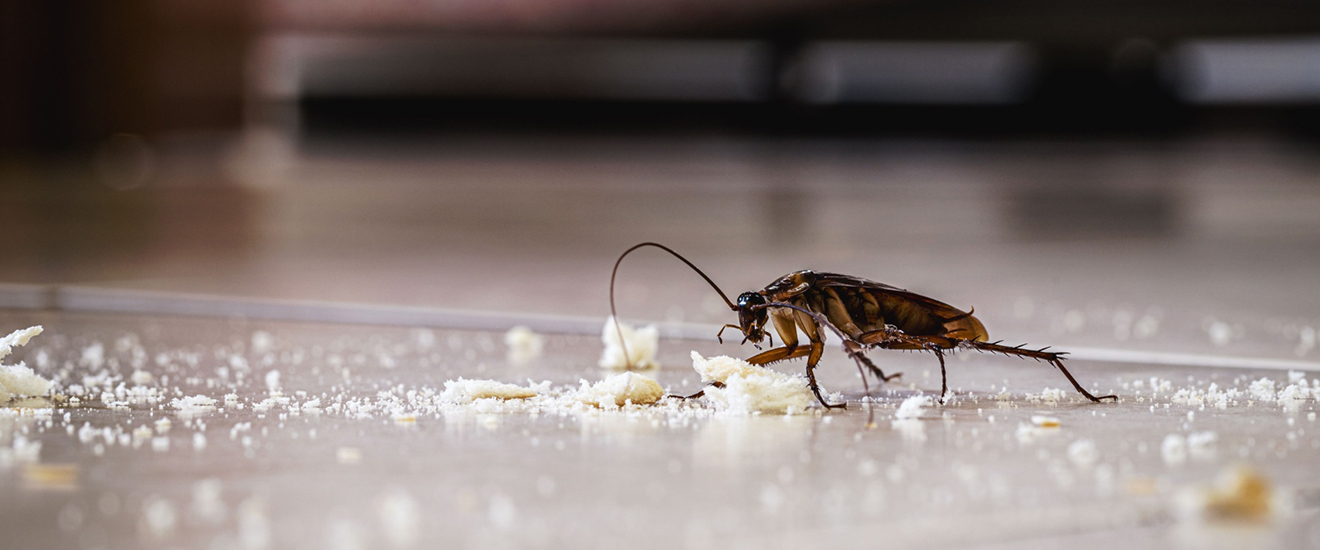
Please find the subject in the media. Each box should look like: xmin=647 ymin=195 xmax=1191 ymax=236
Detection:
xmin=806 ymin=360 xmax=846 ymax=410
xmin=845 ymin=341 xmax=902 ymax=383
xmin=959 ymin=339 xmax=1117 ymax=403
xmin=933 ymin=347 xmax=948 ymax=404
xmin=716 ymin=324 xmax=741 ymax=344
xmin=667 ymin=381 xmax=724 ymax=400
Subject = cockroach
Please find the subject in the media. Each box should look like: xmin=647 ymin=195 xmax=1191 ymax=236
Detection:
xmin=609 ymin=242 xmax=1117 ymax=408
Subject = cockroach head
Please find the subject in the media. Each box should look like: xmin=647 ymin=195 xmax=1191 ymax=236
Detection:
xmin=736 ymin=292 xmax=769 ymax=344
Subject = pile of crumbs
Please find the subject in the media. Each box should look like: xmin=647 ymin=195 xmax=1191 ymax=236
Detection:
xmin=0 ymin=326 xmax=54 ymax=404
xmin=690 ymin=352 xmax=818 ymax=414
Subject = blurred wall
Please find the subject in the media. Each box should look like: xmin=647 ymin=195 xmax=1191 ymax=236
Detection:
xmin=0 ymin=0 xmax=251 ymax=156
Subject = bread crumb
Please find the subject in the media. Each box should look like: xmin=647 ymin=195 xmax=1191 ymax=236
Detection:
xmin=894 ymin=395 xmax=932 ymax=419
xmin=1031 ymin=415 xmax=1061 ymax=428
xmin=172 ymin=395 xmax=218 ymax=411
xmin=0 ymin=326 xmax=53 ymax=403
xmin=577 ymin=372 xmax=664 ymax=407
xmin=692 ymin=353 xmax=815 ymax=415
xmin=440 ymin=379 xmax=542 ymax=403
xmin=690 ymin=351 xmax=762 ymax=384
xmin=599 ymin=316 xmax=659 ymax=369
xmin=0 ymin=326 xmax=43 ymax=362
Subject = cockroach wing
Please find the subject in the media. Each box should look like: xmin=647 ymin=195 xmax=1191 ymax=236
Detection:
xmin=814 ymin=273 xmax=989 ymax=342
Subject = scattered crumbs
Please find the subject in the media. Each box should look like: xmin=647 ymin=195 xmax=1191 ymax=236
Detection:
xmin=1035 ymin=388 xmax=1067 ymax=403
xmin=1247 ymin=377 xmax=1276 ymax=403
xmin=577 ymin=372 xmax=664 ymax=408
xmin=171 ymin=395 xmax=218 ymax=412
xmin=598 ymin=316 xmax=659 ymax=369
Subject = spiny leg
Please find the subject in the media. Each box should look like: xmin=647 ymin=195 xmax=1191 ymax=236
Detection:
xmin=844 ymin=340 xmax=902 ymax=383
xmin=749 ymin=342 xmax=845 ymax=409
xmin=960 ymin=339 xmax=1117 ymax=403
xmin=805 ymin=360 xmax=845 ymax=410
xmin=667 ymin=381 xmax=724 ymax=400
xmin=859 ymin=328 xmax=957 ymax=402
xmin=934 ymin=348 xmax=948 ymax=404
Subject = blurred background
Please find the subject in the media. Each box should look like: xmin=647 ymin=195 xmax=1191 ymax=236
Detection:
xmin=3 ymin=0 xmax=1320 ymax=358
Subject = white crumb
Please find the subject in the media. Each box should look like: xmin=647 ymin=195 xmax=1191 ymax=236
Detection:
xmin=693 ymin=353 xmax=815 ymax=415
xmin=1248 ymin=377 xmax=1276 ymax=403
xmin=504 ymin=326 xmax=544 ymax=361
xmin=440 ymin=379 xmax=543 ymax=403
xmin=690 ymin=351 xmax=763 ymax=383
xmin=171 ymin=395 xmax=218 ymax=411
xmin=0 ymin=326 xmax=54 ymax=403
xmin=0 ymin=326 xmax=43 ymax=362
xmin=0 ymin=365 xmax=54 ymax=403
xmin=894 ymin=395 xmax=932 ymax=419
xmin=598 ymin=316 xmax=659 ymax=369
xmin=131 ymin=370 xmax=154 ymax=385
xmin=577 ymin=372 xmax=665 ymax=407
xmin=1028 ymin=388 xmax=1067 ymax=403
xmin=1031 ymin=415 xmax=1061 ymax=428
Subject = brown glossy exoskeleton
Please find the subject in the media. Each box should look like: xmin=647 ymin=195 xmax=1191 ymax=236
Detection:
xmin=610 ymin=242 xmax=1117 ymax=408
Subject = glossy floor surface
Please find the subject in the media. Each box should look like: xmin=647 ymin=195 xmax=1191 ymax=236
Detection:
xmin=2 ymin=136 xmax=1319 ymax=549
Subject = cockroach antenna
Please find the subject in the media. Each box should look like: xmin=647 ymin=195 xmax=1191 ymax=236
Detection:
xmin=609 ymin=242 xmax=737 ymax=369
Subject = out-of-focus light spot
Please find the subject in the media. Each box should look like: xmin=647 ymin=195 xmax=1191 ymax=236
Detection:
xmin=1173 ymin=39 xmax=1320 ymax=103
